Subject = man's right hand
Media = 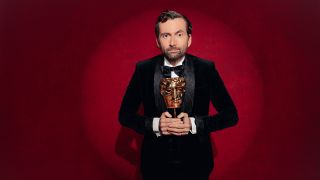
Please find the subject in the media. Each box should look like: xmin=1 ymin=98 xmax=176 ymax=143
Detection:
xmin=159 ymin=112 xmax=182 ymax=135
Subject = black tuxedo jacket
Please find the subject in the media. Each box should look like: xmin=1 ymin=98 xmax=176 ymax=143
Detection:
xmin=119 ymin=54 xmax=238 ymax=176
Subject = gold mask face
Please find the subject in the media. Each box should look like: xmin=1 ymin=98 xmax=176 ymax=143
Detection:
xmin=160 ymin=77 xmax=186 ymax=109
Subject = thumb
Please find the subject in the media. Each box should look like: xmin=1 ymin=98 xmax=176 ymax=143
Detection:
xmin=177 ymin=112 xmax=186 ymax=119
xmin=163 ymin=111 xmax=172 ymax=118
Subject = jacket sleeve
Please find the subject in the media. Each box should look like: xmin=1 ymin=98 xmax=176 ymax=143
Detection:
xmin=118 ymin=64 xmax=153 ymax=134
xmin=195 ymin=62 xmax=239 ymax=134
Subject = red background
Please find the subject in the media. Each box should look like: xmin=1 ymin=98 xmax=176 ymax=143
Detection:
xmin=1 ymin=0 xmax=320 ymax=179
xmin=83 ymin=9 xmax=263 ymax=179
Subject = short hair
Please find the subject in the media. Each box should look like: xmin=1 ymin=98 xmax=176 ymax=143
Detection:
xmin=155 ymin=10 xmax=192 ymax=38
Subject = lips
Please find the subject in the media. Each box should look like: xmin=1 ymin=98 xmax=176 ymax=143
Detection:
xmin=167 ymin=49 xmax=180 ymax=53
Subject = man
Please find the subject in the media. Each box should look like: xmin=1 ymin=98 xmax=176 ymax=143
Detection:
xmin=119 ymin=10 xmax=238 ymax=180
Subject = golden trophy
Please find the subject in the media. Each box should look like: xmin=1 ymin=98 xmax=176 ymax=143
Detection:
xmin=160 ymin=77 xmax=186 ymax=118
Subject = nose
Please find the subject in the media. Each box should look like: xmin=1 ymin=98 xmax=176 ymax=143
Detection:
xmin=169 ymin=37 xmax=176 ymax=47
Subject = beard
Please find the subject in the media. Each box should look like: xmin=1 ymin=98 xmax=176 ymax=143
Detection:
xmin=162 ymin=47 xmax=186 ymax=64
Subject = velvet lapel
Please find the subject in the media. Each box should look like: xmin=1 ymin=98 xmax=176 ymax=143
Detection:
xmin=153 ymin=56 xmax=166 ymax=115
xmin=181 ymin=55 xmax=195 ymax=114
xmin=153 ymin=55 xmax=195 ymax=115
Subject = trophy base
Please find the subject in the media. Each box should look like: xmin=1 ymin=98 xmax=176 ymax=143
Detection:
xmin=167 ymin=108 xmax=181 ymax=118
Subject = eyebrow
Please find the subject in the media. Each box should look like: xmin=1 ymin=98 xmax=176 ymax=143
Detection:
xmin=175 ymin=30 xmax=185 ymax=34
xmin=160 ymin=30 xmax=185 ymax=36
xmin=160 ymin=32 xmax=170 ymax=36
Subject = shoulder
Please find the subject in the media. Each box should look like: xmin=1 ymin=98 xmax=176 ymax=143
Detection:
xmin=186 ymin=54 xmax=216 ymax=69
xmin=136 ymin=54 xmax=162 ymax=70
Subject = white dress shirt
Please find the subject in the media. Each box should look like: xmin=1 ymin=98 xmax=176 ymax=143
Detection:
xmin=152 ymin=56 xmax=197 ymax=137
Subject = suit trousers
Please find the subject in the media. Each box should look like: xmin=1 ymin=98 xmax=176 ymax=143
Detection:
xmin=142 ymin=160 xmax=209 ymax=180
xmin=143 ymin=174 xmax=209 ymax=180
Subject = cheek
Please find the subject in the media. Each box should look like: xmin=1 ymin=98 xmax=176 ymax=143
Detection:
xmin=179 ymin=39 xmax=190 ymax=48
xmin=159 ymin=40 xmax=169 ymax=47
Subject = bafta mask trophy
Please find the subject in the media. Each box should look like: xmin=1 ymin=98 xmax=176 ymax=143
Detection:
xmin=160 ymin=77 xmax=186 ymax=118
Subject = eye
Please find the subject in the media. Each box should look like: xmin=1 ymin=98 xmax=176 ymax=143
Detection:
xmin=176 ymin=32 xmax=185 ymax=38
xmin=162 ymin=34 xmax=169 ymax=39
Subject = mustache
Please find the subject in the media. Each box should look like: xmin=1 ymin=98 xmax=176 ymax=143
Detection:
xmin=166 ymin=48 xmax=181 ymax=51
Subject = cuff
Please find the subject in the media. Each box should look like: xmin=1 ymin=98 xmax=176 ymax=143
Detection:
xmin=152 ymin=117 xmax=161 ymax=137
xmin=190 ymin=117 xmax=197 ymax=134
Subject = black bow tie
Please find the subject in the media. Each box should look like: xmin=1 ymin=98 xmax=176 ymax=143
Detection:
xmin=161 ymin=65 xmax=184 ymax=78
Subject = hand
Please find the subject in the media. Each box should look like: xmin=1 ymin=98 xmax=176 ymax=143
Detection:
xmin=159 ymin=112 xmax=182 ymax=135
xmin=167 ymin=112 xmax=191 ymax=136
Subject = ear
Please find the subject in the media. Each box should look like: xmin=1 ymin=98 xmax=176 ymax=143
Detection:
xmin=187 ymin=34 xmax=192 ymax=47
xmin=156 ymin=38 xmax=160 ymax=48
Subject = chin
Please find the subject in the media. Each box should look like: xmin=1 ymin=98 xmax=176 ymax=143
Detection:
xmin=167 ymin=55 xmax=184 ymax=62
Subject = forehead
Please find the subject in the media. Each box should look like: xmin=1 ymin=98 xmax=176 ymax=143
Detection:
xmin=158 ymin=18 xmax=187 ymax=33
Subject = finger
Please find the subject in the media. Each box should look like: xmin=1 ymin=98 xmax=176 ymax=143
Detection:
xmin=159 ymin=121 xmax=171 ymax=128
xmin=178 ymin=131 xmax=188 ymax=136
xmin=160 ymin=112 xmax=171 ymax=118
xmin=160 ymin=127 xmax=168 ymax=133
xmin=160 ymin=118 xmax=172 ymax=124
xmin=168 ymin=123 xmax=189 ymax=129
xmin=182 ymin=117 xmax=191 ymax=124
xmin=168 ymin=124 xmax=191 ymax=134
xmin=164 ymin=112 xmax=172 ymax=118
xmin=177 ymin=112 xmax=188 ymax=119
xmin=167 ymin=127 xmax=186 ymax=133
xmin=177 ymin=112 xmax=185 ymax=119
xmin=161 ymin=131 xmax=170 ymax=135
xmin=170 ymin=118 xmax=183 ymax=123
xmin=170 ymin=132 xmax=189 ymax=136
xmin=170 ymin=132 xmax=182 ymax=136
xmin=168 ymin=121 xmax=183 ymax=125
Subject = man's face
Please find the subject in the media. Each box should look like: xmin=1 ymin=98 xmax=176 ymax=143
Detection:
xmin=156 ymin=18 xmax=192 ymax=63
